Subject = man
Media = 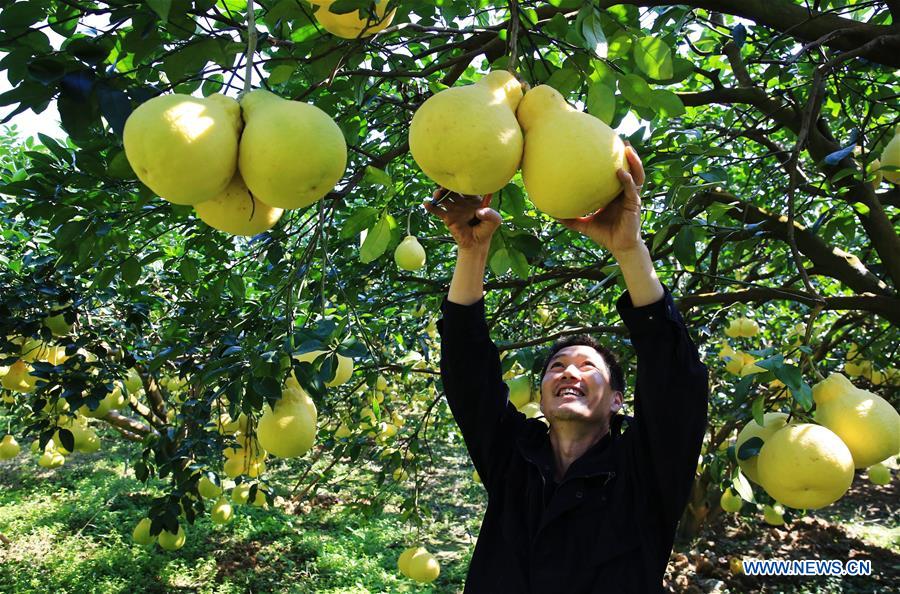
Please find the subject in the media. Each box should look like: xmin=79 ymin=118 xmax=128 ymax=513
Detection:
xmin=425 ymin=145 xmax=709 ymax=593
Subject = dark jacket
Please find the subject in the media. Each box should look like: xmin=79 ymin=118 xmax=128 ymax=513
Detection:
xmin=438 ymin=287 xmax=709 ymax=593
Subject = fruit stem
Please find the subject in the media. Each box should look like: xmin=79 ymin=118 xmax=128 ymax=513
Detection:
xmin=406 ymin=210 xmax=412 ymax=236
xmin=244 ymin=0 xmax=257 ymax=95
xmin=507 ymin=0 xmax=520 ymax=76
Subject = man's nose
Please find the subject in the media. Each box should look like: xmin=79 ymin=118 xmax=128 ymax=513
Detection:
xmin=562 ymin=364 xmax=581 ymax=378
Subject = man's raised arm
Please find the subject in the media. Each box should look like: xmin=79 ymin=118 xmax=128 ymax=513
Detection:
xmin=426 ymin=192 xmax=521 ymax=488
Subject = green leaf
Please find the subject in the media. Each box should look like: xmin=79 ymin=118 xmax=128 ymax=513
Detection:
xmin=673 ymin=226 xmax=696 ymax=270
xmin=360 ymin=212 xmax=392 ymax=264
xmin=586 ymin=82 xmax=615 ymax=125
xmin=329 ymin=0 xmax=369 ymax=15
xmin=508 ymin=247 xmax=530 ymax=280
xmin=751 ymin=395 xmax=765 ymax=427
xmin=27 ymin=58 xmax=67 ymax=85
xmin=50 ymin=3 xmax=80 ymax=37
xmin=268 ymin=64 xmax=295 ymax=85
xmin=489 ymin=247 xmax=512 ymax=276
xmin=648 ymin=89 xmax=685 ymax=118
xmin=340 ymin=206 xmax=380 ymax=240
xmin=178 ymin=259 xmax=199 ymax=283
xmin=147 ymin=0 xmax=172 ymax=22
xmin=731 ymin=468 xmax=755 ymax=502
xmin=790 ymin=382 xmax=814 ymax=411
xmin=633 ymin=37 xmax=674 ymax=80
xmin=121 ymin=257 xmax=141 ymax=286
xmin=607 ymin=31 xmax=632 ymax=59
xmin=546 ymin=68 xmax=581 ymax=96
xmin=201 ymin=74 xmax=224 ymax=96
xmin=618 ymin=74 xmax=653 ymax=108
xmin=737 ymin=436 xmax=764 ymax=461
xmin=91 ymin=266 xmax=116 ymax=290
xmin=580 ymin=11 xmax=607 ymax=58
xmin=0 ymin=2 xmax=47 ymax=33
xmin=229 ymin=273 xmax=245 ymax=299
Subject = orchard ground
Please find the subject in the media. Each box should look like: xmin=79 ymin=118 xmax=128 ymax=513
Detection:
xmin=0 ymin=425 xmax=896 ymax=594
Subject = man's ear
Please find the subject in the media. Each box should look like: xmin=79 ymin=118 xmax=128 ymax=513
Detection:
xmin=610 ymin=391 xmax=624 ymax=413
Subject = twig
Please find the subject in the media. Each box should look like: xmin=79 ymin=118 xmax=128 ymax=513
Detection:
xmin=244 ymin=0 xmax=257 ymax=94
xmin=508 ymin=0 xmax=520 ymax=76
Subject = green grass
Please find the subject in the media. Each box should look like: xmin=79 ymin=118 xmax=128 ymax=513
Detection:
xmin=0 ymin=432 xmax=475 ymax=594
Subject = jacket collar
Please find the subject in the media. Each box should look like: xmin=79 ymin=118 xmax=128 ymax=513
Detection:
xmin=517 ymin=414 xmax=630 ymax=480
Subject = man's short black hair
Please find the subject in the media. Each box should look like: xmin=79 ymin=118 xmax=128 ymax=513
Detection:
xmin=540 ymin=334 xmax=625 ymax=393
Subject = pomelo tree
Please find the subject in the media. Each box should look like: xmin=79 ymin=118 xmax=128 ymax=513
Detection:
xmin=1 ymin=0 xmax=897 ymax=547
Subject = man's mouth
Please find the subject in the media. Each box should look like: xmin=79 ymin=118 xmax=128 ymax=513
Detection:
xmin=556 ymin=387 xmax=584 ymax=399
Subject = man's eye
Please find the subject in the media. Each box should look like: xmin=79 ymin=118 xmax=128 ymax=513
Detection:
xmin=550 ymin=362 xmax=563 ymax=368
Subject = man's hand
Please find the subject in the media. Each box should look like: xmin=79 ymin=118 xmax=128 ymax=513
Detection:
xmin=424 ymin=189 xmax=501 ymax=252
xmin=556 ymin=145 xmax=646 ymax=258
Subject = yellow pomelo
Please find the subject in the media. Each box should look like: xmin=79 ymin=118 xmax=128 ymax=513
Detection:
xmin=394 ymin=235 xmax=426 ymax=271
xmin=724 ymin=317 xmax=759 ymax=338
xmin=880 ymin=130 xmax=900 ymax=184
xmin=520 ymin=402 xmax=544 ymax=423
xmin=719 ymin=488 xmax=743 ymax=513
xmin=867 ymin=462 xmax=891 ymax=485
xmin=294 ymin=351 xmax=353 ymax=387
xmin=194 ymin=171 xmax=283 ymax=236
xmin=334 ymin=422 xmax=352 ymax=439
xmin=257 ymin=375 xmax=318 ymax=458
xmin=762 ymin=503 xmax=785 ymax=526
xmin=78 ymin=397 xmax=112 ymax=419
xmin=223 ymin=434 xmax=267 ymax=478
xmin=76 ymin=429 xmax=101 ymax=454
xmin=124 ymin=368 xmax=143 ymax=394
xmin=735 ymin=413 xmax=789 ymax=484
xmin=19 ymin=338 xmax=50 ymax=362
xmin=757 ymin=423 xmax=854 ymax=509
xmin=867 ymin=158 xmax=883 ymax=188
xmin=409 ymin=70 xmax=524 ymax=195
xmin=132 ymin=518 xmax=155 ymax=545
xmin=231 ymin=483 xmax=251 ymax=505
xmin=123 ymin=93 xmax=241 ymax=205
xmin=729 ymin=557 xmax=743 ymax=575
xmin=507 ymin=375 xmax=531 ymax=409
xmin=217 ymin=411 xmax=248 ymax=435
xmin=398 ymin=546 xmax=417 ymax=577
xmin=812 ymin=373 xmax=900 ymax=468
xmin=473 ymin=469 xmax=481 ymax=484
xmin=739 ymin=353 xmax=766 ymax=376
xmin=311 ymin=0 xmax=394 ymax=38
xmin=210 ymin=496 xmax=234 ymax=524
xmin=406 ymin=547 xmax=440 ymax=583
xmin=158 ymin=526 xmax=186 ymax=550
xmin=198 ymin=475 xmax=223 ymax=499
xmin=250 ymin=485 xmax=268 ymax=507
xmin=79 ymin=386 xmax=126 ymax=419
xmin=2 ymin=360 xmax=36 ymax=393
xmin=38 ymin=450 xmax=65 ymax=468
xmin=516 ymin=84 xmax=627 ymax=218
xmin=238 ymin=89 xmax=347 ymax=210
xmin=0 ymin=435 xmax=21 ymax=459
xmin=43 ymin=305 xmax=73 ymax=336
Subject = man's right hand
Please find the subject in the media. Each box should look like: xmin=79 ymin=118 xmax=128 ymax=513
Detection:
xmin=424 ymin=189 xmax=501 ymax=252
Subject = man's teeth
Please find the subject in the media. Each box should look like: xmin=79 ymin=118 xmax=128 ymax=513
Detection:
xmin=558 ymin=388 xmax=583 ymax=397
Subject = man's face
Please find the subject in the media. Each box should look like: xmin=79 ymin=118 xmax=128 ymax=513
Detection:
xmin=539 ymin=345 xmax=623 ymax=425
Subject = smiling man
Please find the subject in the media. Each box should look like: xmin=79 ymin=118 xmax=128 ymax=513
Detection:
xmin=426 ymin=146 xmax=709 ymax=593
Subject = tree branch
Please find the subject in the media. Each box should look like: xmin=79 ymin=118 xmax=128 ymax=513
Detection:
xmin=677 ymin=289 xmax=900 ymax=326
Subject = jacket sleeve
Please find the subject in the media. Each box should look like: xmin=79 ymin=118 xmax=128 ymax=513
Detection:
xmin=438 ymin=297 xmax=524 ymax=491
xmin=616 ymin=286 xmax=709 ymax=530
